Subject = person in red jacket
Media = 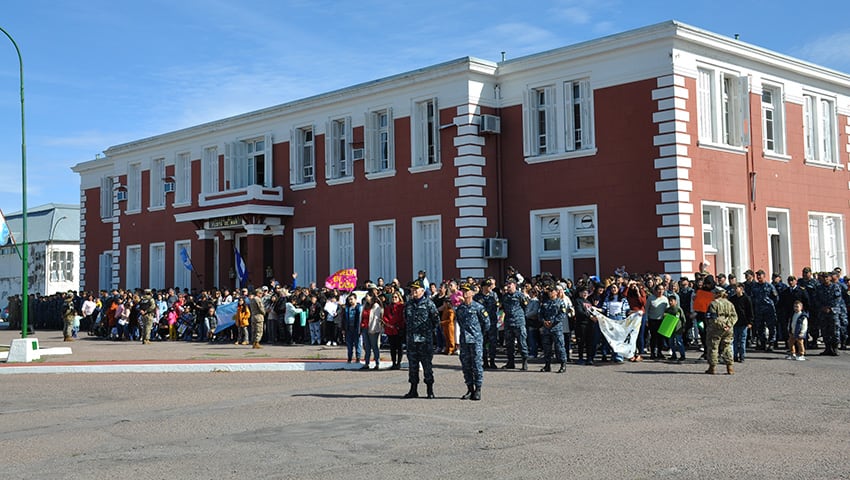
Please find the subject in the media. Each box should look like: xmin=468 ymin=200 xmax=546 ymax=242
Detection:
xmin=382 ymin=290 xmax=406 ymax=369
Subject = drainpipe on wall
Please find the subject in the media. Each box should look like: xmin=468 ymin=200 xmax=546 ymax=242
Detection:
xmin=494 ymin=83 xmax=505 ymax=283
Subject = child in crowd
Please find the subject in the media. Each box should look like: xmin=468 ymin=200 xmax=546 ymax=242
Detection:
xmin=205 ymin=306 xmax=218 ymax=343
xmin=665 ymin=295 xmax=687 ymax=363
xmin=787 ymin=300 xmax=808 ymax=361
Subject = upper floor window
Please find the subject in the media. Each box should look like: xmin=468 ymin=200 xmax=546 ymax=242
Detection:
xmin=803 ymin=93 xmax=837 ymax=165
xmin=150 ymin=157 xmax=165 ymax=208
xmin=290 ymin=126 xmax=316 ymax=185
xmin=365 ymin=108 xmax=394 ymax=175
xmin=100 ymin=176 xmax=114 ymax=219
xmin=202 ymin=146 xmax=219 ymax=193
xmin=127 ymin=163 xmax=141 ymax=213
xmin=326 ymin=117 xmax=353 ymax=181
xmin=49 ymin=250 xmax=74 ymax=282
xmin=225 ymin=134 xmax=273 ymax=190
xmin=412 ymin=98 xmax=440 ymax=167
xmin=174 ymin=152 xmax=191 ymax=205
xmin=523 ymin=79 xmax=594 ymax=159
xmin=761 ymin=85 xmax=785 ymax=155
xmin=697 ymin=67 xmax=749 ymax=148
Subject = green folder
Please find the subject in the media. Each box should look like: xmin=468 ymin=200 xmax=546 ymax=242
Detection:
xmin=658 ymin=313 xmax=679 ymax=338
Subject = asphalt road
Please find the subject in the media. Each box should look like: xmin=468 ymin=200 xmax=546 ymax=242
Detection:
xmin=2 ymin=340 xmax=849 ymax=479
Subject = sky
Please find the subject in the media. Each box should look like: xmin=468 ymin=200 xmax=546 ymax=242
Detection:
xmin=1 ymin=0 xmax=849 ymax=214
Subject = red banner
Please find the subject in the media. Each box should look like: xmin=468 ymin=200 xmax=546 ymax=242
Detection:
xmin=325 ymin=268 xmax=358 ymax=291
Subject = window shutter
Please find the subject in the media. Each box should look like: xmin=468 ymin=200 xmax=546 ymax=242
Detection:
xmin=737 ymin=76 xmax=750 ymax=147
xmin=224 ymin=142 xmax=232 ymax=190
xmin=544 ymin=86 xmax=557 ymax=153
xmin=822 ymin=99 xmax=836 ymax=163
xmin=264 ymin=133 xmax=273 ymax=187
xmin=386 ymin=107 xmax=394 ymax=170
xmin=563 ymin=83 xmax=575 ymax=152
xmin=431 ymin=98 xmax=440 ymax=164
xmin=364 ymin=112 xmax=375 ymax=173
xmin=414 ymin=101 xmax=425 ymax=166
xmin=697 ymin=69 xmax=713 ymax=142
xmin=290 ymin=128 xmax=299 ymax=184
xmin=344 ymin=116 xmax=353 ymax=175
xmin=522 ymin=89 xmax=532 ymax=157
xmin=324 ymin=121 xmax=333 ymax=180
xmin=579 ymin=80 xmax=594 ymax=149
xmin=803 ymin=96 xmax=814 ymax=160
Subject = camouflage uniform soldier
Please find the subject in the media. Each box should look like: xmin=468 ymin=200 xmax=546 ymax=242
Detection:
xmin=138 ymin=289 xmax=156 ymax=344
xmin=705 ymin=286 xmax=737 ymax=375
xmin=455 ymin=283 xmax=490 ymax=400
xmin=500 ymin=278 xmax=529 ymax=370
xmin=62 ymin=292 xmax=76 ymax=341
xmin=403 ymin=279 xmax=440 ymax=399
xmin=539 ymin=286 xmax=568 ymax=373
xmin=473 ymin=280 xmax=500 ymax=369
xmin=249 ymin=289 xmax=267 ymax=349
xmin=815 ymin=273 xmax=842 ymax=356
xmin=751 ymin=270 xmax=779 ymax=351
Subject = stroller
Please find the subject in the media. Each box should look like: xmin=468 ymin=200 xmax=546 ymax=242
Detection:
xmin=177 ymin=312 xmax=198 ymax=341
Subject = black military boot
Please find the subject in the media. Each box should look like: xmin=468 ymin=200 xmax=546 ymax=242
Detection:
xmin=403 ymin=383 xmax=419 ymax=399
xmin=488 ymin=359 xmax=498 ymax=369
xmin=520 ymin=358 xmax=528 ymax=371
xmin=501 ymin=361 xmax=515 ymax=369
xmin=540 ymin=362 xmax=551 ymax=372
xmin=482 ymin=355 xmax=491 ymax=369
xmin=471 ymin=385 xmax=481 ymax=401
xmin=426 ymin=383 xmax=435 ymax=399
xmin=556 ymin=362 xmax=567 ymax=373
xmin=461 ymin=384 xmax=474 ymax=400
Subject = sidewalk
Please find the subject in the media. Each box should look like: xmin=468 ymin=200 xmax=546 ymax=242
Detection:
xmin=0 ymin=326 xmax=396 ymax=374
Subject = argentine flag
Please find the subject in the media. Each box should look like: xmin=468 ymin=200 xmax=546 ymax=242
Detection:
xmin=0 ymin=210 xmax=10 ymax=246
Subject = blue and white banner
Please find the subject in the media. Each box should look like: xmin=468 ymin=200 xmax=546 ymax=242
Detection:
xmin=593 ymin=310 xmax=643 ymax=359
xmin=234 ymin=248 xmax=248 ymax=284
xmin=179 ymin=247 xmax=193 ymax=271
xmin=0 ymin=210 xmax=11 ymax=246
xmin=214 ymin=300 xmax=237 ymax=333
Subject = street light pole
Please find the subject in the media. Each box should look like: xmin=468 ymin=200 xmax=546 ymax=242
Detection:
xmin=0 ymin=26 xmax=29 ymax=338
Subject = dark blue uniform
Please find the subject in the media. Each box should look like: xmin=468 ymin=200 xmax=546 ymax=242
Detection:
xmin=750 ymin=281 xmax=778 ymax=349
xmin=404 ymin=295 xmax=440 ymax=386
xmin=540 ymin=296 xmax=568 ymax=370
xmin=455 ymin=301 xmax=489 ymax=388
xmin=501 ymin=290 xmax=529 ymax=365
xmin=474 ymin=290 xmax=500 ymax=364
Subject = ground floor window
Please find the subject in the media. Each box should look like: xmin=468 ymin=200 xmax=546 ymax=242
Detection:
xmin=174 ymin=240 xmax=192 ymax=290
xmin=370 ymin=220 xmax=396 ymax=282
xmin=125 ymin=245 xmax=141 ymax=290
xmin=412 ymin=215 xmax=442 ymax=285
xmin=701 ymin=202 xmax=748 ymax=278
xmin=530 ymin=206 xmax=598 ymax=280
xmin=808 ymin=212 xmax=845 ymax=273
xmin=293 ymin=227 xmax=316 ymax=286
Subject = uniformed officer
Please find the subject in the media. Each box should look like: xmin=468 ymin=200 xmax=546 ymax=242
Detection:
xmin=705 ymin=286 xmax=737 ymax=374
xmin=816 ymin=272 xmax=842 ymax=356
xmin=750 ymin=270 xmax=779 ymax=351
xmin=455 ymin=283 xmax=490 ymax=400
xmin=500 ymin=278 xmax=529 ymax=370
xmin=474 ymin=279 xmax=500 ymax=369
xmin=249 ymin=288 xmax=267 ymax=349
xmin=829 ymin=269 xmax=848 ymax=349
xmin=62 ymin=291 xmax=77 ymax=342
xmin=403 ymin=279 xmax=440 ymax=399
xmin=539 ymin=285 xmax=568 ymax=373
xmin=138 ymin=289 xmax=156 ymax=344
xmin=797 ymin=267 xmax=820 ymax=348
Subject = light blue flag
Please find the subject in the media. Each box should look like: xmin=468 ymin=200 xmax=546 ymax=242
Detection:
xmin=214 ymin=300 xmax=238 ymax=333
xmin=0 ymin=210 xmax=10 ymax=246
xmin=234 ymin=248 xmax=248 ymax=283
xmin=179 ymin=247 xmax=193 ymax=271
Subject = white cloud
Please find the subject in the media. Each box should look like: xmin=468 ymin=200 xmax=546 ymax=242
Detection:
xmin=794 ymin=31 xmax=850 ymax=72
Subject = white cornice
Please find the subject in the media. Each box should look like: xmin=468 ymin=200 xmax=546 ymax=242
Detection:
xmin=173 ymin=204 xmax=295 ymax=224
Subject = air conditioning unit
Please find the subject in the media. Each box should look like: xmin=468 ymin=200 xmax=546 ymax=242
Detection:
xmin=479 ymin=114 xmax=501 ymax=134
xmin=163 ymin=181 xmax=175 ymax=193
xmin=484 ymin=238 xmax=508 ymax=259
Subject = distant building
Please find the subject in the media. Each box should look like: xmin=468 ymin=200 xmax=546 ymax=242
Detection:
xmin=72 ymin=21 xmax=849 ymax=292
xmin=0 ymin=204 xmax=81 ymax=303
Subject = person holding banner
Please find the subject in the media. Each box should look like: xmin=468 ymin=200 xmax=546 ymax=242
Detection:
xmin=403 ymin=279 xmax=440 ymax=399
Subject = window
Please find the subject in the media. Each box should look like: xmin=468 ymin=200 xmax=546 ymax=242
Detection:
xmin=290 ymin=126 xmax=316 ymax=185
xmin=98 ymin=252 xmax=113 ymax=291
xmin=202 ymin=146 xmax=219 ymax=193
xmin=808 ymin=213 xmax=845 ymax=272
xmin=803 ymin=93 xmax=837 ymax=164
xmin=100 ymin=176 xmax=114 ymax=219
xmin=49 ymin=251 xmax=74 ymax=282
xmin=174 ymin=240 xmax=192 ymax=290
xmin=412 ymin=98 xmax=440 ymax=167
xmin=540 ymin=215 xmax=561 ymax=256
xmin=150 ymin=157 xmax=165 ymax=208
xmin=523 ymin=79 xmax=594 ymax=158
xmin=329 ymin=224 xmax=354 ymax=273
xmin=125 ymin=245 xmax=141 ymax=290
xmin=365 ymin=108 xmax=394 ymax=175
xmin=326 ymin=117 xmax=353 ymax=181
xmin=127 ymin=163 xmax=141 ymax=212
xmin=761 ymin=85 xmax=785 ymax=155
xmin=412 ymin=215 xmax=442 ymax=285
xmin=697 ymin=68 xmax=749 ymax=147
xmin=293 ymin=228 xmax=316 ymax=286
xmin=530 ymin=206 xmax=599 ymax=280
xmin=149 ymin=243 xmax=165 ymax=290
xmin=701 ymin=202 xmax=747 ymax=279
xmin=369 ymin=220 xmax=396 ymax=281
xmin=225 ymin=134 xmax=273 ymax=190
xmin=174 ymin=152 xmax=191 ymax=204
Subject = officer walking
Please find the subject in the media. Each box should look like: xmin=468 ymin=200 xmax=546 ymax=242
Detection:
xmin=455 ymin=283 xmax=490 ymax=400
xmin=139 ymin=289 xmax=156 ymax=344
xmin=474 ymin=279 xmax=500 ymax=369
xmin=500 ymin=278 xmax=529 ymax=370
xmin=539 ymin=284 xmax=568 ymax=373
xmin=403 ymin=279 xmax=440 ymax=398
xmin=751 ymin=270 xmax=779 ymax=351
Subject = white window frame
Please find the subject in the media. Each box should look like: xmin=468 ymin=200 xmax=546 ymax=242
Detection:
xmin=325 ymin=116 xmax=353 ymax=184
xmin=100 ymin=176 xmax=114 ymax=219
xmin=126 ymin=163 xmax=142 ymax=214
xmin=760 ymin=84 xmax=786 ymax=157
xmin=49 ymin=250 xmax=74 ymax=283
xmin=529 ymin=206 xmax=599 ymax=280
xmin=174 ymin=240 xmax=192 ymax=290
xmin=765 ymin=208 xmax=793 ymax=280
xmin=802 ymin=92 xmax=839 ymax=166
xmin=369 ymin=220 xmax=397 ymax=282
xmin=290 ymin=125 xmax=317 ymax=188
xmin=98 ymin=251 xmax=113 ymax=291
xmin=808 ymin=212 xmax=846 ymax=273
xmin=523 ymin=78 xmax=596 ymax=163
xmin=701 ymin=201 xmax=748 ymax=279
xmin=697 ymin=67 xmax=749 ymax=150
xmin=174 ymin=151 xmax=192 ymax=206
xmin=125 ymin=244 xmax=141 ymax=290
xmin=224 ymin=133 xmax=273 ymax=190
xmin=411 ymin=97 xmax=440 ymax=170
xmin=149 ymin=242 xmax=166 ymax=291
xmin=293 ymin=227 xmax=317 ymax=286
xmin=202 ymin=145 xmax=220 ymax=194
xmin=412 ymin=215 xmax=442 ymax=285
xmin=365 ymin=107 xmax=395 ymax=178
xmin=329 ymin=223 xmax=355 ymax=274
xmin=149 ymin=157 xmax=165 ymax=210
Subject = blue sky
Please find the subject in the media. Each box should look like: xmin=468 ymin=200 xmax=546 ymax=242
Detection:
xmin=1 ymin=0 xmax=849 ymax=214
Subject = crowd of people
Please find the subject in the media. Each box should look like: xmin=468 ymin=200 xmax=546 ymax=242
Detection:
xmin=5 ymin=264 xmax=848 ymax=398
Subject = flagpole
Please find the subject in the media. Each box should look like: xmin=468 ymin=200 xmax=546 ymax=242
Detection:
xmin=0 ymin=26 xmax=29 ymax=338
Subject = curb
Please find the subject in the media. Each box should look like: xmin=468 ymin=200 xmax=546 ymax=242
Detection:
xmin=0 ymin=359 xmax=404 ymax=375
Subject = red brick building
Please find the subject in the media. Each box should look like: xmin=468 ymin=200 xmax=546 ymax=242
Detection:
xmin=72 ymin=21 xmax=850 ymax=292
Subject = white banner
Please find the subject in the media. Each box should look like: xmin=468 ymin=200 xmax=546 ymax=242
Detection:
xmin=593 ymin=311 xmax=643 ymax=359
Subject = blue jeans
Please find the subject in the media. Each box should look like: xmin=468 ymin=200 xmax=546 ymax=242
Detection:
xmin=733 ymin=325 xmax=748 ymax=359
xmin=345 ymin=330 xmax=362 ymax=361
xmin=671 ymin=334 xmax=685 ymax=358
xmin=362 ymin=332 xmax=381 ymax=366
xmin=309 ymin=321 xmax=322 ymax=344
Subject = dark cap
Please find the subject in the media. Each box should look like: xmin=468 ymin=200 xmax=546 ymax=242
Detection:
xmin=409 ymin=279 xmax=424 ymax=290
xmin=802 ymin=266 xmax=812 ymax=273
xmin=459 ymin=283 xmax=474 ymax=292
xmin=744 ymin=269 xmax=755 ymax=276
xmin=755 ymin=269 xmax=766 ymax=276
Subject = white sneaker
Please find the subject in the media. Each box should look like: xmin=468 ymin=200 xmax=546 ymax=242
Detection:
xmin=325 ymin=341 xmax=332 ymax=346
xmin=785 ymin=354 xmax=796 ymax=360
xmin=797 ymin=355 xmax=806 ymax=361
